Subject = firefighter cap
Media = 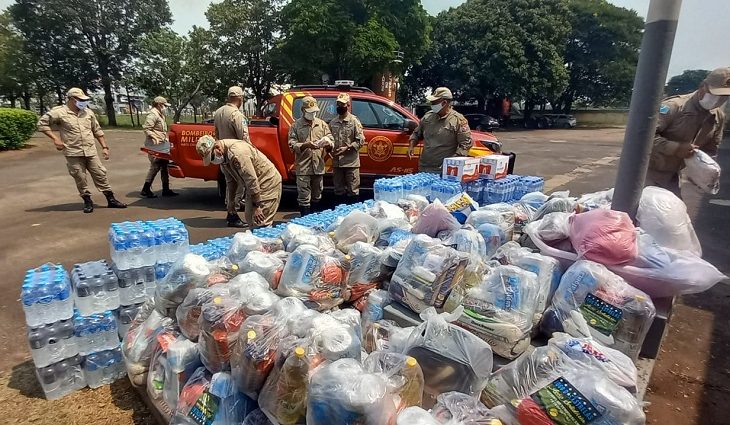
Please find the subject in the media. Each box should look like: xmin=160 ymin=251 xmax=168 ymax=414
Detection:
xmin=704 ymin=67 xmax=730 ymax=96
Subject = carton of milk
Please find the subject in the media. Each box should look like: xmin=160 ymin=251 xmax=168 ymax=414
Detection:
xmin=442 ymin=157 xmax=481 ymax=183
xmin=479 ymin=155 xmax=510 ymax=180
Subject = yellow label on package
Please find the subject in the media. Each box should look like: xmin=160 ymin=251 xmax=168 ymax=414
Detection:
xmin=445 ymin=192 xmax=478 ymax=224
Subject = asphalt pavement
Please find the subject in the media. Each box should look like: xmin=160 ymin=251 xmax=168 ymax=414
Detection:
xmin=0 ymin=127 xmax=727 ymax=424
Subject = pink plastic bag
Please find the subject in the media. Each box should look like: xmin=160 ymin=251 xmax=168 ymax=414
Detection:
xmin=569 ymin=209 xmax=637 ymax=265
xmin=412 ymin=199 xmax=461 ymax=237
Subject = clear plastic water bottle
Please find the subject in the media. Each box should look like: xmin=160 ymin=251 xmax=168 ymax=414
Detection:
xmin=22 ymin=264 xmax=73 ymax=327
xmin=84 ymin=352 xmax=104 ymax=388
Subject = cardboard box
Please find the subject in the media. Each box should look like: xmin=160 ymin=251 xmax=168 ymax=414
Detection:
xmin=442 ymin=157 xmax=481 ymax=182
xmin=479 ymin=154 xmax=510 ymax=180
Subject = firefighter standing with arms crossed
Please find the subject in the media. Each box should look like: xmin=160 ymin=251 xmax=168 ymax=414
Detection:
xmin=213 ymin=86 xmax=249 ymax=227
xmin=329 ymin=93 xmax=365 ymax=204
xmin=408 ymin=87 xmax=473 ymax=173
xmin=38 ymin=87 xmax=127 ymax=213
xmin=288 ymin=96 xmax=332 ymax=216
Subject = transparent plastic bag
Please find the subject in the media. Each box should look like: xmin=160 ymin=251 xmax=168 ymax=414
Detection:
xmin=334 ymin=210 xmax=380 ymax=253
xmin=533 ymin=196 xmax=578 ymax=222
xmin=466 ymin=206 xmax=515 ymax=243
xmin=513 ymin=202 xmax=537 ymax=231
xmin=684 ymin=149 xmax=721 ymax=194
xmin=198 ymin=295 xmax=245 ymax=373
xmin=171 ymin=368 xmax=256 ymax=425
xmin=432 ymin=391 xmax=501 ymax=424
xmin=280 ymin=223 xmax=314 ymax=250
xmin=536 ymin=212 xmax=572 ymax=242
xmin=363 ymin=320 xmax=413 ymax=354
xmin=346 ymin=242 xmax=384 ymax=302
xmin=389 ymin=235 xmax=470 ymax=313
xmin=239 ymin=251 xmax=284 ymax=290
xmin=147 ymin=329 xmax=180 ymax=418
xmin=442 ymin=228 xmax=487 ymax=257
xmin=569 ymin=209 xmax=638 ymax=265
xmin=228 ymin=273 xmax=280 ymax=317
xmin=577 ymin=188 xmax=614 ymax=210
xmin=369 ymin=200 xmax=408 ymax=221
xmin=276 ymin=244 xmax=346 ymax=311
xmin=164 ymin=336 xmax=203 ymax=410
xmin=376 ymin=219 xmax=412 ymax=248
xmin=397 ymin=407 xmax=439 ymax=425
xmin=413 ymin=199 xmax=461 ymax=237
xmin=476 ymin=223 xmax=505 ymax=257
xmin=361 ymin=290 xmax=392 ymax=332
xmin=363 ymin=351 xmax=424 ymax=412
xmin=637 ymin=186 xmax=702 ymax=256
xmin=520 ymin=192 xmax=549 ymax=209
xmin=177 ymin=286 xmax=231 ymax=342
xmin=501 ymin=364 xmax=645 ymax=425
xmin=449 ymin=265 xmax=539 ymax=359
xmin=122 ymin=300 xmax=175 ymax=387
xmin=156 ymin=254 xmax=227 ymax=318
xmin=228 ymin=231 xmax=264 ymax=267
xmin=402 ymin=307 xmax=493 ymax=408
xmin=306 ymin=358 xmax=397 ymax=425
xmin=396 ymin=199 xmax=422 ymax=224
xmin=309 ymin=313 xmax=361 ymax=362
xmin=444 ymin=192 xmax=479 ymax=224
xmin=258 ymin=345 xmax=310 ymax=425
xmin=243 ymin=409 xmax=274 ymax=425
xmin=548 ymin=332 xmax=638 ymax=392
xmin=287 ymin=231 xmax=337 ymax=254
xmin=540 ymin=260 xmax=656 ymax=360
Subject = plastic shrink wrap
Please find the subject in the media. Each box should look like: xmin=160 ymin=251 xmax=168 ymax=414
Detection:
xmin=402 ymin=307 xmax=493 ymax=408
xmin=276 ymin=244 xmax=346 ymax=311
xmin=346 ymin=242 xmax=384 ymax=302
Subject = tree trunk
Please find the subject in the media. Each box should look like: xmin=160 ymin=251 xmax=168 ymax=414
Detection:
xmin=103 ymin=78 xmax=117 ymax=126
xmin=477 ymin=97 xmax=486 ymax=112
xmin=55 ymin=86 xmax=64 ymax=105
xmin=136 ymin=109 xmax=141 ymax=127
xmin=22 ymin=91 xmax=31 ymax=110
xmin=9 ymin=96 xmax=16 ymax=109
xmin=126 ymin=87 xmax=135 ymax=127
xmin=193 ymin=105 xmax=198 ymax=123
xmin=173 ymin=108 xmax=183 ymax=123
xmin=523 ymin=99 xmax=535 ymax=122
xmin=39 ymin=95 xmax=45 ymax=114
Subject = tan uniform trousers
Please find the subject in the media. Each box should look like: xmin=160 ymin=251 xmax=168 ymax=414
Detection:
xmin=244 ymin=185 xmax=282 ymax=228
xmin=333 ymin=167 xmax=360 ymax=196
xmin=145 ymin=155 xmax=169 ymax=185
xmin=296 ymin=175 xmax=323 ymax=207
xmin=65 ymin=156 xmax=112 ymax=197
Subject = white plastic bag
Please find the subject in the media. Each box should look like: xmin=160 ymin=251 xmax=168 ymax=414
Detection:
xmin=684 ymin=149 xmax=721 ymax=194
xmin=637 ymin=186 xmax=702 ymax=256
xmin=334 ymin=210 xmax=380 ymax=253
xmin=536 ymin=212 xmax=572 ymax=242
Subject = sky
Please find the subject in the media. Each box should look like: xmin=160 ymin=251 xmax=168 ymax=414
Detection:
xmin=1 ymin=0 xmax=727 ymax=78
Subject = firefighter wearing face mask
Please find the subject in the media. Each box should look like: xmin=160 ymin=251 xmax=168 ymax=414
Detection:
xmin=408 ymin=87 xmax=473 ymax=174
xmin=37 ymin=87 xmax=127 ymax=213
xmin=140 ymin=96 xmax=178 ymax=198
xmin=647 ymin=67 xmax=729 ymax=217
xmin=288 ymin=96 xmax=333 ymax=216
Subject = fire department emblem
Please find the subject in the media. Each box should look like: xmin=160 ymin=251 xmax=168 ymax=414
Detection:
xmin=367 ymin=136 xmax=393 ymax=162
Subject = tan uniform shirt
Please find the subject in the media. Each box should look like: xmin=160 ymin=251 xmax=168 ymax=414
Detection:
xmin=409 ymin=109 xmax=473 ymax=173
xmin=37 ymin=105 xmax=104 ymax=157
xmin=650 ymin=92 xmax=726 ymax=173
xmin=288 ymin=117 xmax=332 ymax=175
xmin=142 ymin=108 xmax=168 ymax=148
xmin=329 ymin=113 xmax=365 ymax=168
xmin=220 ymin=139 xmax=282 ymax=204
xmin=214 ymin=103 xmax=249 ymax=142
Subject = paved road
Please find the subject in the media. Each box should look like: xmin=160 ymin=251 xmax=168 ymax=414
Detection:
xmin=0 ymin=127 xmax=725 ymax=424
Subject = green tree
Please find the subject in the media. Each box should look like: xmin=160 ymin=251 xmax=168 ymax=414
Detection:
xmin=666 ymin=69 xmax=710 ymax=96
xmin=554 ymin=0 xmax=643 ymax=112
xmin=133 ymin=28 xmax=209 ymax=123
xmin=205 ymin=0 xmax=283 ymax=103
xmin=10 ymin=0 xmax=171 ymax=126
xmin=276 ymin=0 xmax=429 ymax=87
xmin=0 ymin=12 xmax=43 ymax=109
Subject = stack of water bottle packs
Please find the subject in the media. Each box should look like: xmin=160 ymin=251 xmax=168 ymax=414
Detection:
xmin=20 ymin=177 xmax=728 ymax=424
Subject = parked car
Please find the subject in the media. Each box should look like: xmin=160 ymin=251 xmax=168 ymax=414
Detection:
xmin=544 ymin=114 xmax=577 ymax=128
xmin=464 ymin=113 xmax=500 ymax=131
xmin=524 ymin=114 xmax=553 ymax=129
xmin=146 ymin=83 xmax=510 ymax=194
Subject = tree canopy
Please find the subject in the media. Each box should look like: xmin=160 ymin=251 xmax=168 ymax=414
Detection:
xmin=666 ymin=70 xmax=710 ymax=96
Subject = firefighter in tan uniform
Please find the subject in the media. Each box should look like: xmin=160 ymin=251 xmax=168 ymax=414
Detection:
xmin=648 ymin=67 xmax=729 ymax=218
xmin=214 ymin=86 xmax=249 ymax=213
xmin=408 ymin=87 xmax=473 ymax=174
xmin=196 ymin=135 xmax=282 ymax=228
xmin=140 ymin=96 xmax=178 ymax=198
xmin=37 ymin=87 xmax=127 ymax=213
xmin=329 ymin=93 xmax=365 ymax=203
xmin=288 ymin=96 xmax=333 ymax=216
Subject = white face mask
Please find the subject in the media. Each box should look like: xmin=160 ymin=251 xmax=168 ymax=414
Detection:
xmin=304 ymin=111 xmax=316 ymax=121
xmin=431 ymin=101 xmax=445 ymax=114
xmin=699 ymin=93 xmax=728 ymax=110
xmin=211 ymin=152 xmax=224 ymax=165
xmin=160 ymin=106 xmax=167 ymax=114
xmin=75 ymin=100 xmax=89 ymax=110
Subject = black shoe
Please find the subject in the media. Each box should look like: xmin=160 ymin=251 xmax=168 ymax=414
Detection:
xmin=140 ymin=183 xmax=157 ymax=198
xmin=161 ymin=188 xmax=179 ymax=197
xmin=104 ymin=191 xmax=127 ymax=208
xmin=82 ymin=195 xmax=94 ymax=213
xmin=346 ymin=195 xmax=360 ymax=205
xmin=226 ymin=213 xmax=247 ymax=228
xmin=299 ymin=206 xmax=311 ymax=217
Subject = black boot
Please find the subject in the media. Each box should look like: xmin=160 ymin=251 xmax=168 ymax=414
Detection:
xmin=82 ymin=195 xmax=94 ymax=213
xmin=140 ymin=182 xmax=157 ymax=198
xmin=346 ymin=195 xmax=360 ymax=205
xmin=161 ymin=181 xmax=178 ymax=197
xmin=226 ymin=213 xmax=247 ymax=228
xmin=104 ymin=191 xmax=127 ymax=209
xmin=299 ymin=205 xmax=311 ymax=217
